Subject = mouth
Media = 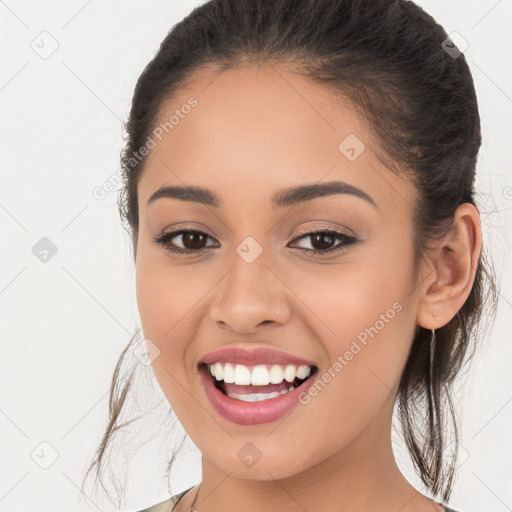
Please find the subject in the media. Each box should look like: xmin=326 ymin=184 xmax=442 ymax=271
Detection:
xmin=196 ymin=346 xmax=319 ymax=425
xmin=199 ymin=361 xmax=318 ymax=402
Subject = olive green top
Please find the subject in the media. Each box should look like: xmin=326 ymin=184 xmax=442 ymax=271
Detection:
xmin=138 ymin=487 xmax=193 ymax=512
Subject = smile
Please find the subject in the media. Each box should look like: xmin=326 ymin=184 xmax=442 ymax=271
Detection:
xmin=208 ymin=362 xmax=313 ymax=401
xmin=198 ymin=359 xmax=318 ymax=425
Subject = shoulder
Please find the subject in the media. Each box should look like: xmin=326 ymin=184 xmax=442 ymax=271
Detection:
xmin=137 ymin=487 xmax=193 ymax=512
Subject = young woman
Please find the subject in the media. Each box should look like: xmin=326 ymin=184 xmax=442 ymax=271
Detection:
xmin=83 ymin=1 xmax=499 ymax=510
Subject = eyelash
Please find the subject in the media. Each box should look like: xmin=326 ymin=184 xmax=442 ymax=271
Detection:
xmin=152 ymin=226 xmax=359 ymax=257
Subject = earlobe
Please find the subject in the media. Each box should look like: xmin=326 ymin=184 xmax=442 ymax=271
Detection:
xmin=416 ymin=203 xmax=482 ymax=330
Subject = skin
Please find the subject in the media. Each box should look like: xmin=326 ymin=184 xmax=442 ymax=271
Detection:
xmin=134 ymin=62 xmax=481 ymax=512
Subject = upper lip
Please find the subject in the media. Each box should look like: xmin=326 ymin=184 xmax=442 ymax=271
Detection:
xmin=198 ymin=346 xmax=317 ymax=368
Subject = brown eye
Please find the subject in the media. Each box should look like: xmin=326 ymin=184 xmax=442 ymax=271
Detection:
xmin=153 ymin=229 xmax=218 ymax=255
xmin=181 ymin=231 xmax=208 ymax=250
xmin=289 ymin=228 xmax=359 ymax=255
xmin=308 ymin=232 xmax=337 ymax=251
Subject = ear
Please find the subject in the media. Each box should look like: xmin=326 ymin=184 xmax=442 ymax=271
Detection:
xmin=416 ymin=203 xmax=482 ymax=330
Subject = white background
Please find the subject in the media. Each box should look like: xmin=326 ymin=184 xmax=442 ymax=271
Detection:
xmin=0 ymin=1 xmax=511 ymax=511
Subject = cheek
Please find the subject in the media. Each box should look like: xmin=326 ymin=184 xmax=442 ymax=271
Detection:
xmin=281 ymin=242 xmax=415 ymax=348
xmin=135 ymin=251 xmax=195 ymax=375
xmin=280 ymin=243 xmax=417 ymax=416
xmin=135 ymin=246 xmax=209 ymax=341
xmin=135 ymin=258 xmax=197 ymax=415
xmin=135 ymin=259 xmax=173 ymax=344
xmin=134 ymin=249 xmax=218 ymax=395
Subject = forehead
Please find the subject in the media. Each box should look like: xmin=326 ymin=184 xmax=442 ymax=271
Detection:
xmin=137 ymin=62 xmax=415 ymax=216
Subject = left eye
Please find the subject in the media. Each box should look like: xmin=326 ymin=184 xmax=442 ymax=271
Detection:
xmin=290 ymin=228 xmax=359 ymax=254
xmin=152 ymin=228 xmax=359 ymax=256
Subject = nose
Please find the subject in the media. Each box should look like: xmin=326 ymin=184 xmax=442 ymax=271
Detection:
xmin=208 ymin=248 xmax=293 ymax=334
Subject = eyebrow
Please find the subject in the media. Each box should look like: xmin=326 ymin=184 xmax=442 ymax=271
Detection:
xmin=146 ymin=180 xmax=378 ymax=210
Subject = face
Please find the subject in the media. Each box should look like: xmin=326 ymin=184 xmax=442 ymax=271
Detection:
xmin=135 ymin=62 xmax=423 ymax=481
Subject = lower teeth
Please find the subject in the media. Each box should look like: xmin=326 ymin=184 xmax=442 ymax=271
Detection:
xmin=226 ymin=385 xmax=296 ymax=402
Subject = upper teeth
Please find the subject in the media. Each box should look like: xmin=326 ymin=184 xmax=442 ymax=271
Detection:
xmin=208 ymin=363 xmax=312 ymax=385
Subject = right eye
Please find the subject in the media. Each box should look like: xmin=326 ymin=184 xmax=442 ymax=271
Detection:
xmin=152 ymin=229 xmax=219 ymax=255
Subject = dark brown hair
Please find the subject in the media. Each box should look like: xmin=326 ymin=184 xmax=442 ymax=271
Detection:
xmin=82 ymin=0 xmax=499 ymax=506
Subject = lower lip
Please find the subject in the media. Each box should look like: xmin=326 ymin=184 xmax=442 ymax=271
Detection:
xmin=198 ymin=365 xmax=316 ymax=426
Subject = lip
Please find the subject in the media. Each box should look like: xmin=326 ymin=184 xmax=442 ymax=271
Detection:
xmin=198 ymin=346 xmax=317 ymax=367
xmin=199 ymin=364 xmax=317 ymax=425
